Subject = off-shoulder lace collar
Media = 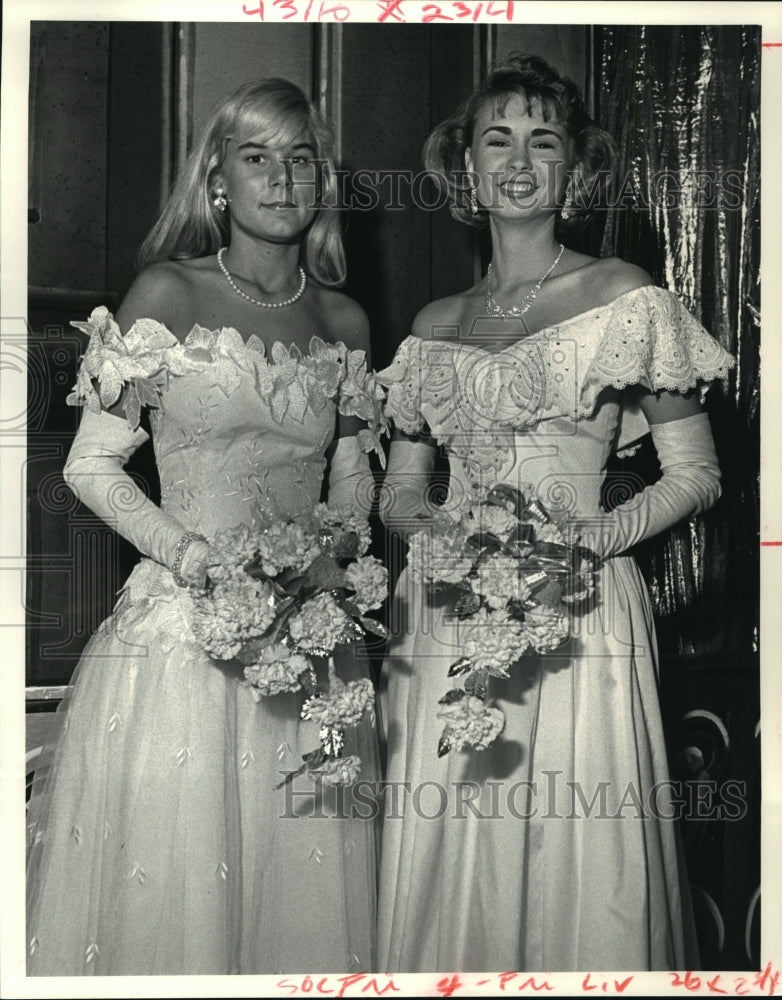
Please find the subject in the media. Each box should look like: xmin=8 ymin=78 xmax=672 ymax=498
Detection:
xmin=392 ymin=284 xmax=688 ymax=358
xmin=67 ymin=307 xmax=388 ymax=460
xmin=378 ymin=283 xmax=735 ymax=481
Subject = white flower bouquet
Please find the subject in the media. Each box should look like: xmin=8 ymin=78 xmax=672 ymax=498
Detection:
xmin=406 ymin=484 xmax=599 ymax=756
xmin=190 ymin=505 xmax=388 ymax=785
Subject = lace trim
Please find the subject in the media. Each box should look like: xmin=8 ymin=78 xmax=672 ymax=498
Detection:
xmin=377 ymin=286 xmax=735 ymax=477
xmin=577 ymin=287 xmax=736 ymax=415
xmin=377 ymin=336 xmax=429 ymax=437
xmin=67 ymin=307 xmax=388 ymax=459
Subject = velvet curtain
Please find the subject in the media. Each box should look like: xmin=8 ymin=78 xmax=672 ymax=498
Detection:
xmin=595 ymin=25 xmax=761 ymax=658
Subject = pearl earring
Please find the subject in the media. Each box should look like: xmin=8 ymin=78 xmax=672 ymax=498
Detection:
xmin=213 ymin=188 xmax=228 ymax=212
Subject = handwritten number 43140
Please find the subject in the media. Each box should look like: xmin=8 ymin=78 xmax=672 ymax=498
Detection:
xmin=241 ymin=1 xmax=351 ymax=19
xmin=240 ymin=1 xmax=516 ymax=23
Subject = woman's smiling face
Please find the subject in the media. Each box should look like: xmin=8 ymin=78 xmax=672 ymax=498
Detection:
xmin=465 ymin=94 xmax=575 ymax=220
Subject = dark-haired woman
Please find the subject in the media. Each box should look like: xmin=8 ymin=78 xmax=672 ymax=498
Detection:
xmin=26 ymin=79 xmax=381 ymax=976
xmin=376 ymin=55 xmax=734 ymax=973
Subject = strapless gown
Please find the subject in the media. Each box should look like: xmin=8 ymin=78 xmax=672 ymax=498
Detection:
xmin=26 ymin=311 xmax=382 ymax=975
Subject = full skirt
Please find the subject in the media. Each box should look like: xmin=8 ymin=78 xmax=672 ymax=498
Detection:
xmin=377 ymin=555 xmax=699 ymax=972
xmin=26 ymin=559 xmax=379 ymax=976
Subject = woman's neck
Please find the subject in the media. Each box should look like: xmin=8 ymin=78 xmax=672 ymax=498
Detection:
xmin=221 ymin=234 xmax=302 ymax=293
xmin=487 ymin=217 xmax=563 ymax=288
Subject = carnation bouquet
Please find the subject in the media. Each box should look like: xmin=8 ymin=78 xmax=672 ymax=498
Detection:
xmin=406 ymin=484 xmax=599 ymax=756
xmin=190 ymin=504 xmax=388 ymax=786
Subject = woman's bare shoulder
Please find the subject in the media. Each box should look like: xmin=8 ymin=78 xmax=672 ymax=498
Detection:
xmin=314 ymin=287 xmax=371 ymax=355
xmin=587 ymin=257 xmax=655 ymax=299
xmin=115 ymin=260 xmax=200 ymax=336
xmin=411 ymin=293 xmax=469 ymax=340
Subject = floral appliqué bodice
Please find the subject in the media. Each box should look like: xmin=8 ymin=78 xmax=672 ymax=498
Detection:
xmin=377 ymin=285 xmax=735 ymax=518
xmin=32 ymin=312 xmax=382 ymax=978
xmin=68 ymin=307 xmax=388 ymax=539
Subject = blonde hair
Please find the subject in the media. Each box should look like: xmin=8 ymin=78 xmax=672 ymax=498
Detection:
xmin=138 ymin=78 xmax=345 ymax=286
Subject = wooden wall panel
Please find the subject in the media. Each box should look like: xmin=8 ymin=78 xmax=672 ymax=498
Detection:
xmin=427 ymin=26 xmax=484 ymax=308
xmin=106 ymin=23 xmax=168 ymax=300
xmin=28 ymin=22 xmax=109 ymax=290
xmin=191 ymin=23 xmax=315 ymax=140
xmin=493 ymin=23 xmax=588 ymax=98
xmin=338 ymin=25 xmax=437 ymax=368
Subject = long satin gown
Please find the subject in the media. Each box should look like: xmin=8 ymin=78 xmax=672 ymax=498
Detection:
xmin=375 ymin=285 xmax=735 ymax=972
xmin=26 ymin=310 xmax=381 ymax=975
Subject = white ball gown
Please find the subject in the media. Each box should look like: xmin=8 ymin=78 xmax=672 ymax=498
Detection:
xmin=375 ymin=285 xmax=735 ymax=973
xmin=26 ymin=309 xmax=383 ymax=976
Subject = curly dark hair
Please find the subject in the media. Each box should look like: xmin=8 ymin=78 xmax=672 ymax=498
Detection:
xmin=423 ymin=53 xmax=617 ymax=230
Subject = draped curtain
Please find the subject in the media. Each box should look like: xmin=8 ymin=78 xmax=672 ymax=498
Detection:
xmin=593 ymin=26 xmax=762 ymax=969
xmin=595 ymin=25 xmax=761 ymax=658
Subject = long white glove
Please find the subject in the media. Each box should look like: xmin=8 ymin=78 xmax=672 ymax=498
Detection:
xmin=577 ymin=411 xmax=722 ymax=559
xmin=63 ymin=409 xmax=211 ymax=586
xmin=327 ymin=434 xmax=377 ymax=518
xmin=378 ymin=436 xmax=437 ymax=541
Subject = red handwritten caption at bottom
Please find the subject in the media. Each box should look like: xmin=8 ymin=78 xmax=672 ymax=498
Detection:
xmin=276 ymin=975 xmax=400 ymax=998
xmin=436 ymin=973 xmax=631 ymax=996
xmin=274 ymin=964 xmax=781 ymax=997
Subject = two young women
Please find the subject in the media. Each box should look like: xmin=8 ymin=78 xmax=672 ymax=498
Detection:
xmin=26 ymin=57 xmax=733 ymax=975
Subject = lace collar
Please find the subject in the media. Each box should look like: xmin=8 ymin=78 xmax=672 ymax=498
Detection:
xmin=378 ymin=284 xmax=735 ymax=478
xmin=67 ymin=307 xmax=388 ymax=460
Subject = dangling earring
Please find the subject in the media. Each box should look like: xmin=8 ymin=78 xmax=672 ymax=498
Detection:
xmin=470 ymin=186 xmax=478 ymax=216
xmin=213 ymin=187 xmax=228 ymax=212
xmin=560 ymin=183 xmax=573 ymax=220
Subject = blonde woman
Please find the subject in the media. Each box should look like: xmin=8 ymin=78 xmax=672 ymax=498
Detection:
xmin=27 ymin=79 xmax=380 ymax=976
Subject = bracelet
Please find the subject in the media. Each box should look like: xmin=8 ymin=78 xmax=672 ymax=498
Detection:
xmin=172 ymin=531 xmax=207 ymax=588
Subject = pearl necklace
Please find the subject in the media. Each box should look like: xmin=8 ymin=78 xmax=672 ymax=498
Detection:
xmin=485 ymin=243 xmax=565 ymax=319
xmin=217 ymin=247 xmax=307 ymax=309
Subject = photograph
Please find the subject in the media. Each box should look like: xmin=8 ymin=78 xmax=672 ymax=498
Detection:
xmin=1 ymin=1 xmax=780 ymax=997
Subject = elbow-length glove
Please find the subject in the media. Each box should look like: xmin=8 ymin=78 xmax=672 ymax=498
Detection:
xmin=578 ymin=411 xmax=722 ymax=559
xmin=378 ymin=437 xmax=437 ymax=541
xmin=63 ymin=409 xmax=211 ymax=586
xmin=327 ymin=435 xmax=377 ymax=518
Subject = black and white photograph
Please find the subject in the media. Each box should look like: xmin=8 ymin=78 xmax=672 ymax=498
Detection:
xmin=1 ymin=1 xmax=780 ymax=997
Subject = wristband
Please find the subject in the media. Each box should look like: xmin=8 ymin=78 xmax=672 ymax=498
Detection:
xmin=172 ymin=531 xmax=207 ymax=588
